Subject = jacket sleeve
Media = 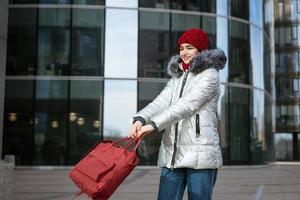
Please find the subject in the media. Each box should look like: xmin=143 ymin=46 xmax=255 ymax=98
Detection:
xmin=133 ymin=78 xmax=175 ymax=124
xmin=151 ymin=69 xmax=219 ymax=131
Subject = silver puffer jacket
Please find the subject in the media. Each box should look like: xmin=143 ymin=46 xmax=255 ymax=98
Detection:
xmin=134 ymin=49 xmax=227 ymax=169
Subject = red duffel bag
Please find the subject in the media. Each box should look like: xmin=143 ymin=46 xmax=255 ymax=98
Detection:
xmin=69 ymin=138 xmax=142 ymax=200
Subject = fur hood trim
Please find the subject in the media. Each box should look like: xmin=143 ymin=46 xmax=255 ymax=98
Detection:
xmin=167 ymin=49 xmax=227 ymax=78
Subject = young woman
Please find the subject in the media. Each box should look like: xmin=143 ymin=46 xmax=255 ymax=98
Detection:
xmin=128 ymin=28 xmax=226 ymax=200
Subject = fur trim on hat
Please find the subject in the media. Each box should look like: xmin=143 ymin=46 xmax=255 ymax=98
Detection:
xmin=167 ymin=49 xmax=227 ymax=78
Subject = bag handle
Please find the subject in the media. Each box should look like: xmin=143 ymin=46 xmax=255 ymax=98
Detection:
xmin=113 ymin=137 xmax=142 ymax=152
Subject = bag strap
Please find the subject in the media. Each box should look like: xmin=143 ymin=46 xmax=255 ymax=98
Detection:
xmin=123 ymin=138 xmax=142 ymax=152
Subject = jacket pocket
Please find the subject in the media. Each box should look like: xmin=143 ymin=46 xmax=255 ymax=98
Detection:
xmin=196 ymin=114 xmax=200 ymax=138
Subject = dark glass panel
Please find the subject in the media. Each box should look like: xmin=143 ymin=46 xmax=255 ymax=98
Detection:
xmin=72 ymin=9 xmax=105 ymax=76
xmin=139 ymin=0 xmax=169 ymax=8
xmin=3 ymin=80 xmax=35 ymax=165
xmin=230 ymin=0 xmax=249 ymax=19
xmin=170 ymin=0 xmax=216 ymax=12
xmin=275 ymin=133 xmax=293 ymax=160
xmin=6 ymin=8 xmax=37 ymax=75
xmin=68 ymin=80 xmax=103 ymax=165
xmin=137 ymin=81 xmax=166 ymax=165
xmin=73 ymin=0 xmax=105 ymax=5
xmin=138 ymin=11 xmax=170 ymax=78
xmin=229 ymin=21 xmax=250 ymax=84
xmin=9 ymin=0 xmax=38 ymax=3
xmin=228 ymin=87 xmax=250 ymax=164
xmin=139 ymin=0 xmax=216 ymax=13
xmin=34 ymin=80 xmax=68 ymax=165
xmin=37 ymin=8 xmax=71 ymax=75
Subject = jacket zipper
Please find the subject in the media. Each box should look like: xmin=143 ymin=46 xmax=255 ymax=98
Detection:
xmin=170 ymin=71 xmax=189 ymax=170
xmin=196 ymin=114 xmax=200 ymax=138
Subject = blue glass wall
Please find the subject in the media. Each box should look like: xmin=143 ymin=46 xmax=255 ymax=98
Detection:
xmin=3 ymin=0 xmax=275 ymax=165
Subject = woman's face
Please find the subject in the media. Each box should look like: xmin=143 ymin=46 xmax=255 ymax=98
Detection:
xmin=179 ymin=43 xmax=199 ymax=64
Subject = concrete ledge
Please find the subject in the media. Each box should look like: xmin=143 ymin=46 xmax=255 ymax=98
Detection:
xmin=0 ymin=160 xmax=14 ymax=200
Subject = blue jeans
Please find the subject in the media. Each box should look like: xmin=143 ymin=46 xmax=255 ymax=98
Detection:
xmin=157 ymin=167 xmax=218 ymax=200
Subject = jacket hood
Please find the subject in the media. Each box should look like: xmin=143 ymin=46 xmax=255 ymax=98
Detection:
xmin=167 ymin=49 xmax=227 ymax=78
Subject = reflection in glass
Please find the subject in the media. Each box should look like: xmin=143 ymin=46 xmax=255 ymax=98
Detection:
xmin=6 ymin=8 xmax=37 ymax=75
xmin=139 ymin=11 xmax=170 ymax=78
xmin=103 ymin=80 xmax=137 ymax=139
xmin=105 ymin=9 xmax=138 ymax=78
xmin=250 ymin=26 xmax=264 ymax=89
xmin=72 ymin=9 xmax=105 ymax=76
xmin=250 ymin=0 xmax=263 ymax=27
xmin=228 ymin=87 xmax=250 ymax=164
xmin=230 ymin=0 xmax=249 ymax=20
xmin=218 ymin=84 xmax=229 ymax=164
xmin=250 ymin=90 xmax=265 ymax=164
xmin=68 ymin=80 xmax=103 ymax=165
xmin=139 ymin=0 xmax=216 ymax=12
xmin=38 ymin=8 xmax=71 ymax=76
xmin=3 ymin=80 xmax=35 ymax=165
xmin=137 ymin=81 xmax=166 ymax=165
xmin=73 ymin=0 xmax=105 ymax=5
xmin=216 ymin=0 xmax=227 ymax=15
xmin=275 ymin=133 xmax=293 ymax=160
xmin=34 ymin=80 xmax=68 ymax=165
xmin=217 ymin=17 xmax=228 ymax=83
xmin=106 ymin=0 xmax=137 ymax=8
xmin=229 ymin=21 xmax=250 ymax=84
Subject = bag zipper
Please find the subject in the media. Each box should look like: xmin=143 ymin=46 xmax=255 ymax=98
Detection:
xmin=170 ymin=71 xmax=189 ymax=170
xmin=196 ymin=114 xmax=200 ymax=138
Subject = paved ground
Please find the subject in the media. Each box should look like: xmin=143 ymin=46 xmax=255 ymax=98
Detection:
xmin=14 ymin=162 xmax=300 ymax=200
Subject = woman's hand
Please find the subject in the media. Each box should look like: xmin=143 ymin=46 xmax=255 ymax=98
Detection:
xmin=128 ymin=121 xmax=143 ymax=139
xmin=135 ymin=124 xmax=155 ymax=139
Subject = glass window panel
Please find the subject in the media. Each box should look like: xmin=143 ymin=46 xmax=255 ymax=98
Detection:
xmin=229 ymin=21 xmax=250 ymax=84
xmin=34 ymin=80 xmax=68 ymax=165
xmin=3 ymin=80 xmax=35 ymax=165
xmin=72 ymin=8 xmax=105 ymax=76
xmin=138 ymin=11 xmax=170 ymax=78
xmin=39 ymin=0 xmax=70 ymax=3
xmin=139 ymin=0 xmax=216 ymax=12
xmin=106 ymin=0 xmax=137 ymax=8
xmin=5 ymin=80 xmax=35 ymax=112
xmin=230 ymin=0 xmax=249 ymax=20
xmin=73 ymin=0 xmax=105 ymax=5
xmin=251 ymin=26 xmax=264 ymax=89
xmin=275 ymin=133 xmax=293 ymax=160
xmin=250 ymin=89 xmax=265 ymax=164
xmin=218 ymin=84 xmax=229 ymax=164
xmin=217 ymin=0 xmax=228 ymax=15
xmin=6 ymin=8 xmax=37 ymax=75
xmin=103 ymin=80 xmax=137 ymax=139
xmin=170 ymin=0 xmax=216 ymax=12
xmin=68 ymin=80 xmax=103 ymax=165
xmin=3 ymin=112 xmax=34 ymax=165
xmin=250 ymin=0 xmax=263 ymax=27
xmin=229 ymin=87 xmax=250 ymax=164
xmin=105 ymin=9 xmax=137 ymax=78
xmin=38 ymin=8 xmax=71 ymax=76
xmin=9 ymin=0 xmax=38 ymax=3
xmin=139 ymin=0 xmax=169 ymax=8
xmin=137 ymin=81 xmax=166 ymax=165
xmin=217 ymin=17 xmax=228 ymax=83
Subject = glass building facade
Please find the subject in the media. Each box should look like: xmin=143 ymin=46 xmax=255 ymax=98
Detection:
xmin=274 ymin=0 xmax=300 ymax=161
xmin=2 ymin=0 xmax=275 ymax=166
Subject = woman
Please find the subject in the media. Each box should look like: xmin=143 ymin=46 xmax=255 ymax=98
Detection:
xmin=128 ymin=28 xmax=226 ymax=200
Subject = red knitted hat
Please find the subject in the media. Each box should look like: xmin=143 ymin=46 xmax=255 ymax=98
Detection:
xmin=177 ymin=28 xmax=209 ymax=51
